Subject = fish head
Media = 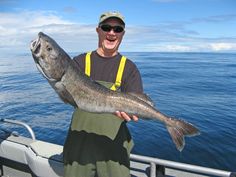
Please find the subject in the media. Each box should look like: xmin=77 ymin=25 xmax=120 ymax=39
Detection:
xmin=30 ymin=32 xmax=69 ymax=82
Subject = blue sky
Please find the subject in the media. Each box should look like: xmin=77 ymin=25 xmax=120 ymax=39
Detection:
xmin=0 ymin=0 xmax=236 ymax=53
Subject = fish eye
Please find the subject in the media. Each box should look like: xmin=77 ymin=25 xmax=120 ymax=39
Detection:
xmin=46 ymin=46 xmax=52 ymax=52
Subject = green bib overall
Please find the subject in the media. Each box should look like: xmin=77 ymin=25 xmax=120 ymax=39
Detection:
xmin=63 ymin=54 xmax=134 ymax=177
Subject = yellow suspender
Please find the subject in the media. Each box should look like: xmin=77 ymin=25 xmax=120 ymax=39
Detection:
xmin=110 ymin=56 xmax=126 ymax=91
xmin=85 ymin=52 xmax=126 ymax=91
xmin=85 ymin=52 xmax=92 ymax=76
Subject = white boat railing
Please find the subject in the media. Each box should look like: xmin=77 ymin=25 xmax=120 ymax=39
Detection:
xmin=0 ymin=118 xmax=36 ymax=140
xmin=130 ymin=154 xmax=235 ymax=177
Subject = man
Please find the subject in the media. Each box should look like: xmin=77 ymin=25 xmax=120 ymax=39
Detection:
xmin=63 ymin=11 xmax=143 ymax=177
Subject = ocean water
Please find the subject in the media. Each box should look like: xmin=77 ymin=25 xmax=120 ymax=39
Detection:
xmin=0 ymin=52 xmax=235 ymax=172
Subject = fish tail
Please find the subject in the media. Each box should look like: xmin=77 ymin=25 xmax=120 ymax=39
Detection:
xmin=166 ymin=118 xmax=200 ymax=151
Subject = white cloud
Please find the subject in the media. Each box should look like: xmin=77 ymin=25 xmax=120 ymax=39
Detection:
xmin=0 ymin=10 xmax=236 ymax=54
xmin=140 ymin=44 xmax=192 ymax=52
xmin=163 ymin=45 xmax=191 ymax=52
xmin=0 ymin=11 xmax=73 ymax=34
xmin=0 ymin=10 xmax=97 ymax=54
xmin=209 ymin=43 xmax=236 ymax=51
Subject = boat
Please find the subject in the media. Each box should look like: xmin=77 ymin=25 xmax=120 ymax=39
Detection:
xmin=0 ymin=118 xmax=235 ymax=177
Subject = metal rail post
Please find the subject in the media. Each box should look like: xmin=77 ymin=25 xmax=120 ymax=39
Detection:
xmin=0 ymin=118 xmax=36 ymax=140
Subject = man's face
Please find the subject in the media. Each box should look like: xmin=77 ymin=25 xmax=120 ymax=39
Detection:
xmin=97 ymin=18 xmax=125 ymax=53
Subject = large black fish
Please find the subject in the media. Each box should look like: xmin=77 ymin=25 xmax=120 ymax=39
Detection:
xmin=30 ymin=32 xmax=200 ymax=151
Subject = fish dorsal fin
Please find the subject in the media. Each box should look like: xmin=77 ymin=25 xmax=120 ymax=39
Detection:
xmin=128 ymin=92 xmax=155 ymax=106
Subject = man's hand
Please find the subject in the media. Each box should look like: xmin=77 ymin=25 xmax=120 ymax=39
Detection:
xmin=115 ymin=111 xmax=139 ymax=122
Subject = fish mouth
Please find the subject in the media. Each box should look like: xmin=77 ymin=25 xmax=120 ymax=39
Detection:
xmin=30 ymin=34 xmax=42 ymax=66
xmin=30 ymin=34 xmax=58 ymax=82
xmin=30 ymin=36 xmax=41 ymax=57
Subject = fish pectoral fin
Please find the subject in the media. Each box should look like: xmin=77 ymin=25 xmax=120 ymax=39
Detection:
xmin=166 ymin=119 xmax=200 ymax=152
xmin=127 ymin=92 xmax=155 ymax=106
xmin=53 ymin=82 xmax=77 ymax=107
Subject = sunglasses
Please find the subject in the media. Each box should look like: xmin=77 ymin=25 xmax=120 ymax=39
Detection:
xmin=100 ymin=24 xmax=124 ymax=33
